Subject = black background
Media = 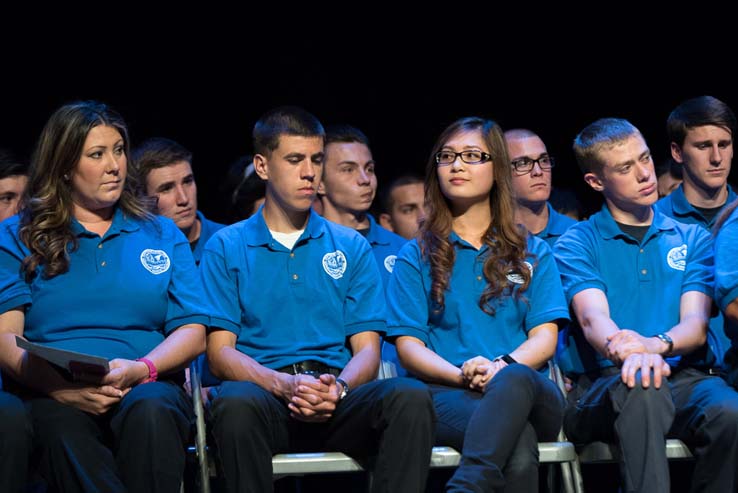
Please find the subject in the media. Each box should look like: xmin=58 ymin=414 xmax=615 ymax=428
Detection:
xmin=2 ymin=17 xmax=735 ymax=223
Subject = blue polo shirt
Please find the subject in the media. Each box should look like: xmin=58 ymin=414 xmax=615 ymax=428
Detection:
xmin=365 ymin=214 xmax=407 ymax=288
xmin=191 ymin=211 xmax=225 ymax=265
xmin=537 ymin=202 xmax=577 ymax=248
xmin=385 ymin=233 xmax=569 ymax=369
xmin=554 ymin=205 xmax=714 ymax=372
xmin=199 ymin=208 xmax=386 ymax=371
xmin=655 ymin=184 xmax=735 ymax=363
xmin=655 ymin=184 xmax=737 ymax=230
xmin=715 ymin=204 xmax=738 ymax=342
xmin=0 ymin=209 xmax=208 ymax=360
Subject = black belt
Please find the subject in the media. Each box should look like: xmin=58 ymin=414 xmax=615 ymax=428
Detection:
xmin=276 ymin=360 xmax=341 ymax=377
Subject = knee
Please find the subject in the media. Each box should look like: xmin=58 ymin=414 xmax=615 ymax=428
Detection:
xmin=380 ymin=378 xmax=435 ymax=421
xmin=486 ymin=364 xmax=537 ymax=398
xmin=211 ymin=383 xmax=273 ymax=436
xmin=619 ymin=374 xmax=673 ymax=411
xmin=121 ymin=393 xmax=182 ymax=434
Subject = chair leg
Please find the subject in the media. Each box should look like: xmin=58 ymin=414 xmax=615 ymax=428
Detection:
xmin=190 ymin=361 xmax=211 ymax=493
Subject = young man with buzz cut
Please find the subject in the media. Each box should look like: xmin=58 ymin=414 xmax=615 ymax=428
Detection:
xmin=317 ymin=124 xmax=406 ymax=287
xmin=378 ymin=175 xmax=426 ymax=240
xmin=555 ymin=117 xmax=738 ymax=493
xmin=199 ymin=106 xmax=435 ymax=493
xmin=504 ymin=128 xmax=576 ymax=247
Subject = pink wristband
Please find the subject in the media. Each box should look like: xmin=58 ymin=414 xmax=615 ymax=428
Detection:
xmin=136 ymin=358 xmax=158 ymax=383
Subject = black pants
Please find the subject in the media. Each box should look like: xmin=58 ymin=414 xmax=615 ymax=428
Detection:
xmin=25 ymin=380 xmax=193 ymax=493
xmin=566 ymin=367 xmax=738 ymax=493
xmin=0 ymin=390 xmax=32 ymax=493
xmin=209 ymin=377 xmax=436 ymax=493
xmin=431 ymin=364 xmax=565 ymax=493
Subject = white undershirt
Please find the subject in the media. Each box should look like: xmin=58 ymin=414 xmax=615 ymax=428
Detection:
xmin=270 ymin=229 xmax=305 ymax=250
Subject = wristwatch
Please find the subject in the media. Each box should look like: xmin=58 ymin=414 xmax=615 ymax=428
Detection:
xmin=336 ymin=378 xmax=349 ymax=400
xmin=493 ymin=354 xmax=518 ymax=365
xmin=654 ymin=333 xmax=674 ymax=356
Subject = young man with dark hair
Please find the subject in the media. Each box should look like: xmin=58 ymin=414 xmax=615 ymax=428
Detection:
xmin=656 ymin=95 xmax=736 ymax=376
xmin=0 ymin=149 xmax=28 ymax=222
xmin=318 ymin=124 xmax=406 ymax=286
xmin=378 ymin=175 xmax=425 ymax=240
xmin=199 ymin=107 xmax=435 ymax=493
xmin=132 ymin=138 xmax=223 ymax=264
xmin=504 ymin=129 xmax=576 ymax=247
xmin=555 ymin=117 xmax=738 ymax=493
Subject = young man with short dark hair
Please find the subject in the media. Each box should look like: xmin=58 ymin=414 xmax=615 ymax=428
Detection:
xmin=199 ymin=107 xmax=435 ymax=493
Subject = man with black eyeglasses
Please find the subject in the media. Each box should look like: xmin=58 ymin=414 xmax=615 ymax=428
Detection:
xmin=505 ymin=129 xmax=576 ymax=247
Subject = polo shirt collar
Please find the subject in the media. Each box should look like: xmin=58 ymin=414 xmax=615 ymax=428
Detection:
xmin=594 ymin=204 xmax=674 ymax=243
xmin=540 ymin=202 xmax=568 ymax=237
xmin=669 ymin=184 xmax=737 ymax=221
xmin=365 ymin=214 xmax=388 ymax=246
xmin=449 ymin=230 xmax=490 ymax=254
xmin=70 ymin=207 xmax=140 ymax=238
xmin=245 ymin=206 xmax=326 ymax=247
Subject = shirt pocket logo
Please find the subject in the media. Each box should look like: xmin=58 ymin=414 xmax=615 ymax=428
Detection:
xmin=384 ymin=255 xmax=397 ymax=273
xmin=140 ymin=249 xmax=171 ymax=275
xmin=322 ymin=250 xmax=347 ymax=279
xmin=506 ymin=261 xmax=533 ymax=284
xmin=666 ymin=244 xmax=687 ymax=271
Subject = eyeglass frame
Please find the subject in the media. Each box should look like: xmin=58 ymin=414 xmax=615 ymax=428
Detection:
xmin=435 ymin=150 xmax=492 ymax=167
xmin=510 ymin=155 xmax=555 ymax=175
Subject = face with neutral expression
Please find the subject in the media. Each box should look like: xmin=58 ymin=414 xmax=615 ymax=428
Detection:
xmin=319 ymin=142 xmax=377 ymax=215
xmin=0 ymin=174 xmax=27 ymax=222
xmin=70 ymin=125 xmax=126 ymax=217
xmin=383 ymin=182 xmax=425 ymax=239
xmin=146 ymin=161 xmax=198 ymax=232
xmin=585 ymin=133 xmax=657 ymax=217
xmin=507 ymin=135 xmax=552 ymax=208
xmin=671 ymin=124 xmax=732 ymax=196
xmin=437 ymin=129 xmax=494 ymax=210
xmin=254 ymin=135 xmax=324 ymax=214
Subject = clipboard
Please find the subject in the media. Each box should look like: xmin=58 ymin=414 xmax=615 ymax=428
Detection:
xmin=16 ymin=336 xmax=110 ymax=377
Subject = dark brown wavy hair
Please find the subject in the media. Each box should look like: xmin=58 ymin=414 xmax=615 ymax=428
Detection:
xmin=420 ymin=117 xmax=531 ymax=315
xmin=19 ymin=101 xmax=151 ymax=280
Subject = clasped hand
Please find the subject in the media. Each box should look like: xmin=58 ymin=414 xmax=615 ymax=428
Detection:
xmin=50 ymin=358 xmax=148 ymax=415
xmin=281 ymin=373 xmax=341 ymax=423
xmin=461 ymin=356 xmax=507 ymax=391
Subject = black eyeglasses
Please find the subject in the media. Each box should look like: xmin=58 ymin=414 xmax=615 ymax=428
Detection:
xmin=435 ymin=150 xmax=492 ymax=166
xmin=510 ymin=156 xmax=555 ymax=175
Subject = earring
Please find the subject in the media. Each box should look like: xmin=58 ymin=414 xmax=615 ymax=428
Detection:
xmin=63 ymin=174 xmax=70 ymax=181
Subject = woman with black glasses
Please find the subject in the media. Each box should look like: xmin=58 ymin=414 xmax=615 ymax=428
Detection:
xmin=386 ymin=117 xmax=569 ymax=492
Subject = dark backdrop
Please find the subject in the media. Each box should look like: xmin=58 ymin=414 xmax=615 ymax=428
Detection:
xmin=3 ymin=41 xmax=736 ymax=223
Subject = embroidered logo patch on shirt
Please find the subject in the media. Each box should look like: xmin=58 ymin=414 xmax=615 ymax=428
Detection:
xmin=140 ymin=249 xmax=171 ymax=275
xmin=322 ymin=250 xmax=347 ymax=279
xmin=384 ymin=255 xmax=397 ymax=273
xmin=667 ymin=244 xmax=687 ymax=271
xmin=506 ymin=261 xmax=533 ymax=284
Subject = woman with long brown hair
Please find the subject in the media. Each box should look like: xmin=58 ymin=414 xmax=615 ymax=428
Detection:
xmin=386 ymin=117 xmax=568 ymax=491
xmin=0 ymin=101 xmax=207 ymax=492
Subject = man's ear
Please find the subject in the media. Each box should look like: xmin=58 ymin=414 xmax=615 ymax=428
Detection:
xmin=583 ymin=171 xmax=604 ymax=192
xmin=379 ymin=213 xmax=394 ymax=231
xmin=670 ymin=142 xmax=684 ymax=164
xmin=253 ymin=154 xmax=268 ymax=180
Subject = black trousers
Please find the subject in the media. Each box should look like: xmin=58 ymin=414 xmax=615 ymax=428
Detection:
xmin=566 ymin=367 xmax=738 ymax=493
xmin=431 ymin=364 xmax=565 ymax=493
xmin=209 ymin=377 xmax=436 ymax=493
xmin=0 ymin=390 xmax=32 ymax=493
xmin=25 ymin=380 xmax=193 ymax=493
